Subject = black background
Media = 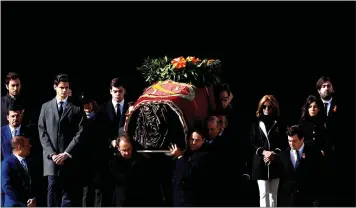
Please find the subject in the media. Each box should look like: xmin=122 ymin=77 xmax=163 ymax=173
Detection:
xmin=2 ymin=1 xmax=354 ymax=126
xmin=1 ymin=1 xmax=355 ymax=205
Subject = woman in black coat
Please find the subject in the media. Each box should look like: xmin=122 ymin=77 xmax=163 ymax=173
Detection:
xmin=298 ymin=95 xmax=333 ymax=206
xmin=249 ymin=95 xmax=287 ymax=207
xmin=299 ymin=95 xmax=332 ymax=155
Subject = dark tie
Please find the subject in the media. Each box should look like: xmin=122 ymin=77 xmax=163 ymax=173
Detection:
xmin=324 ymin=103 xmax=328 ymax=116
xmin=58 ymin=101 xmax=64 ymax=117
xmin=295 ymin=150 xmax=300 ymax=170
xmin=12 ymin=129 xmax=18 ymax=137
xmin=21 ymin=159 xmax=29 ymax=173
xmin=116 ymin=103 xmax=121 ymax=119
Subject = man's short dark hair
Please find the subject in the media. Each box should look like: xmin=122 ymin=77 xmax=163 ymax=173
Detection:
xmin=7 ymin=105 xmax=24 ymax=115
xmin=286 ymin=125 xmax=304 ymax=139
xmin=5 ymin=72 xmax=21 ymax=85
xmin=110 ymin=77 xmax=126 ymax=89
xmin=217 ymin=83 xmax=231 ymax=97
xmin=205 ymin=115 xmax=222 ymax=127
xmin=54 ymin=74 xmax=70 ymax=86
xmin=189 ymin=128 xmax=206 ymax=140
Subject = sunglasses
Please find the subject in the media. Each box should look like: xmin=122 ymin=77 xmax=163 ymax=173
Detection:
xmin=262 ymin=105 xmax=273 ymax=109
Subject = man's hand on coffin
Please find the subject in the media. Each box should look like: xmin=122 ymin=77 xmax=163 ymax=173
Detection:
xmin=169 ymin=143 xmax=183 ymax=158
xmin=111 ymin=140 xmax=117 ymax=148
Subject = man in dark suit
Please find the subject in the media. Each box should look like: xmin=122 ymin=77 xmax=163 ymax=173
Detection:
xmin=1 ymin=72 xmax=25 ymax=126
xmin=109 ymin=135 xmax=162 ymax=206
xmin=1 ymin=104 xmax=44 ymax=206
xmin=96 ymin=77 xmax=129 ymax=206
xmin=206 ymin=115 xmax=247 ymax=206
xmin=169 ymin=129 xmax=210 ymax=207
xmin=316 ymin=76 xmax=344 ymax=206
xmin=38 ymin=73 xmax=86 ymax=207
xmin=1 ymin=105 xmax=42 ymax=161
xmin=1 ymin=105 xmax=25 ymax=161
xmin=316 ymin=76 xmax=339 ymax=147
xmin=97 ymin=77 xmax=129 ymax=148
xmin=278 ymin=125 xmax=322 ymax=207
xmin=1 ymin=136 xmax=39 ymax=207
xmin=78 ymin=93 xmax=106 ymax=207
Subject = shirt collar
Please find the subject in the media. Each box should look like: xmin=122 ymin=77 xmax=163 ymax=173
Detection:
xmin=112 ymin=99 xmax=124 ymax=107
xmin=9 ymin=125 xmax=21 ymax=134
xmin=7 ymin=93 xmax=16 ymax=100
xmin=321 ymin=97 xmax=333 ymax=104
xmin=291 ymin=143 xmax=305 ymax=154
xmin=56 ymin=96 xmax=68 ymax=104
xmin=13 ymin=153 xmax=25 ymax=163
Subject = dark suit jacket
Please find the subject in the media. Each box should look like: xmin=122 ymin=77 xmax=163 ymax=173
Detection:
xmin=1 ymin=125 xmax=14 ymax=161
xmin=109 ymin=152 xmax=161 ymax=206
xmin=172 ymin=149 xmax=210 ymax=207
xmin=38 ymin=97 xmax=85 ymax=176
xmin=1 ymin=94 xmax=16 ymax=126
xmin=97 ymin=100 xmax=128 ymax=144
xmin=1 ymin=154 xmax=38 ymax=207
xmin=278 ymin=144 xmax=322 ymax=207
xmin=1 ymin=125 xmax=41 ymax=162
xmin=317 ymin=95 xmax=339 ymax=148
xmin=1 ymin=94 xmax=29 ymax=127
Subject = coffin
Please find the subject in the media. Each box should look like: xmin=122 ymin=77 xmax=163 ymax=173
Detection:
xmin=125 ymin=80 xmax=216 ymax=151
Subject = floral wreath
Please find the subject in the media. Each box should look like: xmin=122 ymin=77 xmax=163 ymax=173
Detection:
xmin=136 ymin=56 xmax=222 ymax=86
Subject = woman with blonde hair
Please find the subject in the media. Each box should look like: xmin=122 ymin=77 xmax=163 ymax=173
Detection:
xmin=249 ymin=95 xmax=286 ymax=207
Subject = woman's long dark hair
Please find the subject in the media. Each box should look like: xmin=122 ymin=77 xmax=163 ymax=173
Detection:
xmin=300 ymin=95 xmax=325 ymax=121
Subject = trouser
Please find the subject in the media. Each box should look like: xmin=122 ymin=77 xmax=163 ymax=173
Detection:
xmin=47 ymin=175 xmax=81 ymax=207
xmin=257 ymin=178 xmax=280 ymax=207
xmin=82 ymin=185 xmax=102 ymax=207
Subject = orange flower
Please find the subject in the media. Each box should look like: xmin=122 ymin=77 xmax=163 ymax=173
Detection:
xmin=332 ymin=105 xmax=337 ymax=113
xmin=186 ymin=56 xmax=200 ymax=63
xmin=171 ymin=56 xmax=186 ymax=69
xmin=207 ymin=59 xmax=215 ymax=65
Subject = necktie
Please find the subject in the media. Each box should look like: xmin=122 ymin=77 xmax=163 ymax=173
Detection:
xmin=21 ymin=159 xmax=29 ymax=173
xmin=58 ymin=101 xmax=64 ymax=117
xmin=116 ymin=103 xmax=121 ymax=119
xmin=324 ymin=103 xmax=328 ymax=116
xmin=12 ymin=129 xmax=17 ymax=137
xmin=295 ymin=150 xmax=300 ymax=169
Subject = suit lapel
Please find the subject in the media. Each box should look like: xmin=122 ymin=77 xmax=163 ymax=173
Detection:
xmin=107 ymin=102 xmax=115 ymax=122
xmin=120 ymin=101 xmax=128 ymax=126
xmin=12 ymin=154 xmax=30 ymax=181
xmin=51 ymin=98 xmax=60 ymax=121
xmin=5 ymin=125 xmax=12 ymax=141
xmin=329 ymin=99 xmax=336 ymax=117
xmin=60 ymin=102 xmax=73 ymax=120
xmin=296 ymin=145 xmax=308 ymax=171
xmin=284 ymin=149 xmax=295 ymax=174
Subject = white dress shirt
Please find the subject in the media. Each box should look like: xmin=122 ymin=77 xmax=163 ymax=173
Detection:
xmin=321 ymin=97 xmax=333 ymax=116
xmin=112 ymin=99 xmax=124 ymax=115
xmin=9 ymin=125 xmax=21 ymax=138
xmin=290 ymin=143 xmax=305 ymax=168
xmin=56 ymin=96 xmax=68 ymax=109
